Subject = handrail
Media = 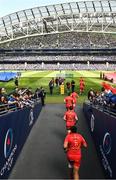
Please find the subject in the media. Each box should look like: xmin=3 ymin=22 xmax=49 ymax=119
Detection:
xmin=84 ymin=100 xmax=116 ymax=117
xmin=91 ymin=102 xmax=116 ymax=117
xmin=0 ymin=98 xmax=41 ymax=116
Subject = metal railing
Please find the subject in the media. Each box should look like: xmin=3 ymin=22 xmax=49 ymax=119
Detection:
xmin=0 ymin=97 xmax=41 ymax=115
xmin=85 ymin=99 xmax=116 ymax=117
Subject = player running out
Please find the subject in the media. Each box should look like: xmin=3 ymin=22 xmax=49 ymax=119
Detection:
xmin=79 ymin=77 xmax=85 ymax=95
xmin=63 ymin=106 xmax=78 ymax=133
xmin=71 ymin=91 xmax=79 ymax=109
xmin=64 ymin=126 xmax=87 ymax=180
xmin=64 ymin=93 xmax=74 ymax=111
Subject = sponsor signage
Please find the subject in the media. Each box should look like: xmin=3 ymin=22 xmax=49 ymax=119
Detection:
xmin=0 ymin=145 xmax=17 ymax=176
xmin=29 ymin=109 xmax=34 ymax=126
xmin=103 ymin=132 xmax=112 ymax=155
xmin=83 ymin=102 xmax=116 ymax=179
xmin=4 ymin=129 xmax=13 ymax=159
xmin=0 ymin=102 xmax=42 ymax=179
xmin=0 ymin=128 xmax=18 ymax=176
xmin=99 ymin=132 xmax=112 ymax=178
xmin=90 ymin=114 xmax=95 ymax=132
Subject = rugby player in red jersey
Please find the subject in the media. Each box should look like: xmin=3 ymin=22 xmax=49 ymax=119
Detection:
xmin=64 ymin=106 xmax=78 ymax=133
xmin=79 ymin=78 xmax=85 ymax=95
xmin=71 ymin=92 xmax=79 ymax=108
xmin=79 ymin=84 xmax=84 ymax=95
xmin=64 ymin=93 xmax=74 ymax=111
xmin=64 ymin=126 xmax=87 ymax=180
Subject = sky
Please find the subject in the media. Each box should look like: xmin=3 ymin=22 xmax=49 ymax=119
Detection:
xmin=0 ymin=0 xmax=89 ymax=18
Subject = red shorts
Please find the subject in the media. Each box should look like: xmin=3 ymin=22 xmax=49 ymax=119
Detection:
xmin=66 ymin=122 xmax=76 ymax=129
xmin=80 ymin=87 xmax=84 ymax=91
xmin=66 ymin=104 xmax=72 ymax=109
xmin=67 ymin=154 xmax=81 ymax=168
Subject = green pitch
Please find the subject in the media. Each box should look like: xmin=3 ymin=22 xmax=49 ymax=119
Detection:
xmin=0 ymin=70 xmax=115 ymax=104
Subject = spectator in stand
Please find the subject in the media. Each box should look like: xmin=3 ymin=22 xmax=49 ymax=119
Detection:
xmin=63 ymin=106 xmax=78 ymax=133
xmin=21 ymin=92 xmax=34 ymax=107
xmin=0 ymin=88 xmax=8 ymax=101
xmin=63 ymin=126 xmax=87 ymax=180
xmin=26 ymin=88 xmax=34 ymax=99
xmin=8 ymin=93 xmax=18 ymax=110
xmin=0 ymin=96 xmax=8 ymax=114
xmin=88 ymin=88 xmax=95 ymax=102
xmin=71 ymin=80 xmax=75 ymax=93
xmin=0 ymin=87 xmax=6 ymax=95
xmin=64 ymin=92 xmax=74 ymax=111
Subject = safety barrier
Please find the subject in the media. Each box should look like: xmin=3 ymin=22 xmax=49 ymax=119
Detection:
xmin=83 ymin=102 xmax=116 ymax=179
xmin=0 ymin=100 xmax=42 ymax=179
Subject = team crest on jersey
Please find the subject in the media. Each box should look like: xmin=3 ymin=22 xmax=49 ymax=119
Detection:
xmin=90 ymin=114 xmax=95 ymax=132
xmin=4 ymin=129 xmax=13 ymax=159
xmin=103 ymin=132 xmax=112 ymax=155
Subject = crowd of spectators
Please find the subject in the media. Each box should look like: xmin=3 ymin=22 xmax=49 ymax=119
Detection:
xmin=0 ymin=63 xmax=116 ymax=71
xmin=88 ymin=85 xmax=116 ymax=114
xmin=0 ymin=55 xmax=115 ymax=62
xmin=0 ymin=87 xmax=43 ymax=115
xmin=0 ymin=31 xmax=116 ymax=72
xmin=0 ymin=32 xmax=116 ymax=49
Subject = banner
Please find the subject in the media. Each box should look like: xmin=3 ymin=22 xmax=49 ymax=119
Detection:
xmin=83 ymin=103 xmax=116 ymax=179
xmin=0 ymin=102 xmax=42 ymax=179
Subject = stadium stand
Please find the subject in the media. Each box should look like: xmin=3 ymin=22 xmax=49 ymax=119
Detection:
xmin=0 ymin=55 xmax=116 ymax=62
xmin=0 ymin=63 xmax=115 ymax=71
xmin=0 ymin=32 xmax=116 ymax=49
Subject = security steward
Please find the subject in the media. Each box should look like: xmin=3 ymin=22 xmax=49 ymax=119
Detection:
xmin=39 ymin=87 xmax=46 ymax=106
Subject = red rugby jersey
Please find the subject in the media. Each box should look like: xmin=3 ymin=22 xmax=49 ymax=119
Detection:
xmin=64 ymin=96 xmax=74 ymax=108
xmin=71 ymin=92 xmax=79 ymax=104
xmin=64 ymin=110 xmax=78 ymax=123
xmin=64 ymin=133 xmax=87 ymax=156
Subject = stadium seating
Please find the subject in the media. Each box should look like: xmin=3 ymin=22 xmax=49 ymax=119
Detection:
xmin=1 ymin=63 xmax=116 ymax=71
xmin=0 ymin=55 xmax=115 ymax=62
xmin=0 ymin=32 xmax=116 ymax=49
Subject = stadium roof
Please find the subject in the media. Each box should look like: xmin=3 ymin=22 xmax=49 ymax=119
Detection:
xmin=0 ymin=0 xmax=116 ymax=44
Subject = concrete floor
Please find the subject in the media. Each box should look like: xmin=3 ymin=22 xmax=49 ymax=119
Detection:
xmin=9 ymin=104 xmax=105 ymax=179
